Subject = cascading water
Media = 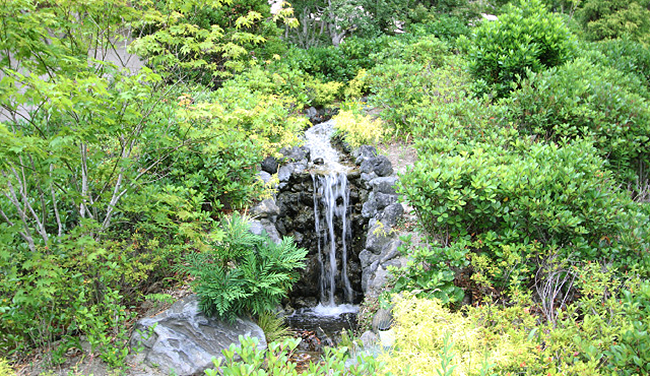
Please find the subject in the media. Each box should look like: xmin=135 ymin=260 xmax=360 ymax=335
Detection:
xmin=284 ymin=119 xmax=360 ymax=345
xmin=304 ymin=120 xmax=357 ymax=312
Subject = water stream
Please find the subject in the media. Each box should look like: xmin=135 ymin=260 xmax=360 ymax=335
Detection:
xmin=286 ymin=120 xmax=359 ymax=341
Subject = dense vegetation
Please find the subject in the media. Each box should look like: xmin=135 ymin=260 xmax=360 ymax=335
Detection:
xmin=1 ymin=0 xmax=649 ymax=374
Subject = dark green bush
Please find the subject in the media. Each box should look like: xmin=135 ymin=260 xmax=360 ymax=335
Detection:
xmin=400 ymin=136 xmax=650 ymax=290
xmin=180 ymin=214 xmax=307 ymax=320
xmin=466 ymin=0 xmax=575 ymax=97
xmin=504 ymin=58 xmax=650 ymax=184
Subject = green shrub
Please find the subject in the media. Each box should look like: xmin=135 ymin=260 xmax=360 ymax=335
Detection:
xmin=400 ymin=136 xmax=650 ymax=291
xmin=585 ymin=38 xmax=650 ymax=97
xmin=368 ymin=55 xmax=466 ymax=135
xmin=387 ymin=235 xmax=466 ymax=305
xmin=466 ymin=0 xmax=575 ymax=97
xmin=505 ymin=58 xmax=650 ymax=184
xmin=406 ymin=14 xmax=471 ymax=45
xmin=180 ymin=214 xmax=307 ymax=320
xmin=577 ymin=0 xmax=650 ymax=43
xmin=332 ymin=107 xmax=385 ymax=148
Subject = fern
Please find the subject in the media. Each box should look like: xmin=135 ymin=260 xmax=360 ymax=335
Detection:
xmin=179 ymin=213 xmax=307 ymax=321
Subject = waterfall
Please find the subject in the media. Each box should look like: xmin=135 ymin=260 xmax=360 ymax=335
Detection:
xmin=305 ymin=120 xmax=354 ymax=306
xmin=313 ymin=173 xmax=353 ymax=306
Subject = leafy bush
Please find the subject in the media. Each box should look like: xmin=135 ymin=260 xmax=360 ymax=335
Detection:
xmin=380 ymin=294 xmax=535 ymax=375
xmin=466 ymin=0 xmax=575 ymax=97
xmin=577 ymin=0 xmax=650 ymax=43
xmin=206 ymin=336 xmax=384 ymax=376
xmin=368 ymin=55 xmax=484 ymax=136
xmin=406 ymin=14 xmax=471 ymax=45
xmin=400 ymin=136 xmax=650 ymax=291
xmin=387 ymin=235 xmax=466 ymax=305
xmin=333 ymin=107 xmax=385 ymax=148
xmin=180 ymin=214 xmax=307 ymax=320
xmin=505 ymin=58 xmax=650 ymax=184
xmin=584 ymin=38 xmax=650 ymax=98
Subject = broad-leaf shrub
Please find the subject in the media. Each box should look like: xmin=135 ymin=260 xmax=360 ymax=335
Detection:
xmin=577 ymin=0 xmax=650 ymax=43
xmin=584 ymin=38 xmax=650 ymax=98
xmin=180 ymin=214 xmax=307 ymax=320
xmin=466 ymin=0 xmax=575 ymax=97
xmin=505 ymin=58 xmax=650 ymax=184
xmin=400 ymin=137 xmax=650 ymax=290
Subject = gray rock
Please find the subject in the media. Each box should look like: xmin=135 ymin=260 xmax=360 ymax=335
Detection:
xmin=361 ymin=260 xmax=380 ymax=293
xmin=360 ymin=172 xmax=378 ymax=185
xmin=306 ymin=107 xmax=318 ymax=123
xmin=370 ymin=176 xmax=399 ymax=195
xmin=250 ymin=199 xmax=280 ymax=219
xmin=379 ymin=239 xmax=402 ymax=265
xmin=365 ymin=220 xmax=394 ymax=254
xmin=258 ymin=171 xmax=273 ymax=185
xmin=367 ymin=265 xmax=390 ymax=298
xmin=375 ymin=192 xmax=398 ymax=211
xmin=361 ymin=194 xmax=378 ymax=219
xmin=372 ymin=156 xmax=393 ymax=177
xmin=359 ymin=249 xmax=379 ymax=269
xmin=261 ymin=156 xmax=279 ymax=174
xmin=281 ymin=146 xmax=310 ymax=162
xmin=278 ymin=164 xmax=294 ymax=182
xmin=359 ymin=331 xmax=379 ymax=347
xmin=249 ymin=219 xmax=282 ymax=244
xmin=131 ymin=295 xmax=266 ymax=376
xmin=378 ymin=203 xmax=404 ymax=228
xmin=353 ymin=145 xmax=377 ymax=163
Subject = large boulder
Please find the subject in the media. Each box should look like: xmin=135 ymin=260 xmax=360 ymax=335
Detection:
xmin=131 ymin=295 xmax=266 ymax=376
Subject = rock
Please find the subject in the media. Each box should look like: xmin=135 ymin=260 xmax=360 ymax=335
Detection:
xmin=258 ymin=171 xmax=273 ymax=185
xmin=373 ymin=156 xmax=393 ymax=177
xmin=361 ymin=195 xmax=378 ymax=219
xmin=131 ymin=295 xmax=266 ymax=376
xmin=261 ymin=156 xmax=279 ymax=174
xmin=370 ymin=177 xmax=399 ymax=195
xmin=365 ymin=221 xmax=393 ymax=254
xmin=361 ymin=260 xmax=380 ymax=293
xmin=378 ymin=203 xmax=404 ymax=228
xmin=306 ymin=107 xmax=319 ymax=123
xmin=250 ymin=199 xmax=280 ymax=219
xmin=249 ymin=219 xmax=282 ymax=244
xmin=379 ymin=239 xmax=401 ymax=265
xmin=359 ymin=331 xmax=379 ymax=348
xmin=353 ymin=145 xmax=377 ymax=163
xmin=367 ymin=265 xmax=389 ymax=297
xmin=313 ymin=157 xmax=324 ymax=165
xmin=278 ymin=164 xmax=294 ymax=183
xmin=359 ymin=249 xmax=379 ymax=269
xmin=281 ymin=146 xmax=310 ymax=162
xmin=375 ymin=192 xmax=398 ymax=211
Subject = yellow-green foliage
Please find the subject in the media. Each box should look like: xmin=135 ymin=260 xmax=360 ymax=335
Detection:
xmin=380 ymin=295 xmax=535 ymax=376
xmin=0 ymin=358 xmax=14 ymax=376
xmin=344 ymin=69 xmax=369 ymax=99
xmin=306 ymin=79 xmax=344 ymax=107
xmin=333 ymin=109 xmax=384 ymax=148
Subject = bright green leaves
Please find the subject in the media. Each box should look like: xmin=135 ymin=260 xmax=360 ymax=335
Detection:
xmin=180 ymin=214 xmax=307 ymax=321
xmin=466 ymin=0 xmax=575 ymax=97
